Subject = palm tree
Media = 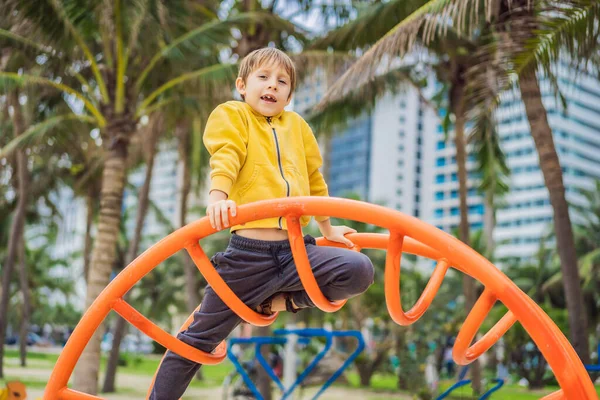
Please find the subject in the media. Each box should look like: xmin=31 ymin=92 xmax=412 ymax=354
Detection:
xmin=313 ymin=0 xmax=597 ymax=365
xmin=101 ymin=113 xmax=164 ymax=393
xmin=0 ymin=1 xmax=303 ymax=392
xmin=308 ymin=1 xmax=519 ymax=391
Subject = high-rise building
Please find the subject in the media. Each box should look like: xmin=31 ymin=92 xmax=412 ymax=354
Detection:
xmin=493 ymin=65 xmax=600 ymax=262
xmin=298 ymin=64 xmax=600 ymax=265
xmin=125 ymin=139 xmax=180 ymax=249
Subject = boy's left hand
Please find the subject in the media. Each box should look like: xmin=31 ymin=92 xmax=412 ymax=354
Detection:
xmin=322 ymin=225 xmax=357 ymax=248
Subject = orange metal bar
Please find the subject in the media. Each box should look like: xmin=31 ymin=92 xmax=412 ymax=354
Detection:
xmin=453 ymin=288 xmax=517 ymax=364
xmin=286 ymin=215 xmax=346 ymax=312
xmin=145 ymin=304 xmax=209 ymax=400
xmin=112 ymin=298 xmax=226 ymax=364
xmin=186 ymin=242 xmax=278 ymax=326
xmin=44 ymin=197 xmax=598 ymax=400
xmin=384 ymin=231 xmax=451 ymax=325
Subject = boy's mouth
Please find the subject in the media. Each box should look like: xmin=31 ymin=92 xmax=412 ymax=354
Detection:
xmin=260 ymin=94 xmax=277 ymax=103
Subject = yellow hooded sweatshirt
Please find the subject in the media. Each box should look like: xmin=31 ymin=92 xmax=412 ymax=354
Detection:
xmin=203 ymin=101 xmax=329 ymax=231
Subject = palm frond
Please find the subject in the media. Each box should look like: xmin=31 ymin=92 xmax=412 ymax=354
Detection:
xmin=469 ymin=107 xmax=510 ymax=197
xmin=514 ymin=0 xmax=600 ymax=77
xmin=291 ymin=50 xmax=355 ymax=85
xmin=308 ymin=65 xmax=433 ymax=136
xmin=137 ymin=63 xmax=238 ymax=115
xmin=0 ymin=28 xmax=56 ymax=59
xmin=0 ymin=72 xmax=106 ymax=126
xmin=319 ymin=0 xmax=492 ymax=105
xmin=135 ymin=11 xmax=299 ymax=90
xmin=46 ymin=0 xmax=109 ymax=103
xmin=309 ymin=0 xmax=428 ymax=51
xmin=0 ymin=114 xmax=96 ymax=159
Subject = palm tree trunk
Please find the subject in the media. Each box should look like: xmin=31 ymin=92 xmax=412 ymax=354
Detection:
xmin=102 ymin=114 xmax=163 ymax=393
xmin=451 ymin=80 xmax=482 ymax=395
xmin=519 ymin=69 xmax=590 ymax=363
xmin=18 ymin=237 xmax=31 ymax=367
xmin=0 ymin=91 xmax=28 ymax=379
xmin=83 ymin=186 xmax=95 ymax=284
xmin=73 ymin=124 xmax=133 ymax=394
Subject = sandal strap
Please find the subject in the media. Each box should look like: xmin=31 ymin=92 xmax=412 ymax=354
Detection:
xmin=258 ymin=296 xmax=273 ymax=315
xmin=285 ymin=293 xmax=298 ymax=313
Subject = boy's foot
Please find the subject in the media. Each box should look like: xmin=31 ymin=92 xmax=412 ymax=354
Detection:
xmin=255 ymin=293 xmax=299 ymax=315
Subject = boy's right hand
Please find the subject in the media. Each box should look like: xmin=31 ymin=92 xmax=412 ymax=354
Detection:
xmin=206 ymin=190 xmax=237 ymax=230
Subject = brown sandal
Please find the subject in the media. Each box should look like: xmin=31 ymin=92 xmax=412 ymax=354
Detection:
xmin=255 ymin=293 xmax=299 ymax=315
xmin=256 ymin=295 xmax=275 ymax=315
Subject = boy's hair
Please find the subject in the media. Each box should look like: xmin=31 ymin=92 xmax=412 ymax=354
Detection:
xmin=238 ymin=48 xmax=296 ymax=99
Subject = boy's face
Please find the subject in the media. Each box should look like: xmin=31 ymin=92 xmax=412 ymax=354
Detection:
xmin=236 ymin=62 xmax=292 ymax=117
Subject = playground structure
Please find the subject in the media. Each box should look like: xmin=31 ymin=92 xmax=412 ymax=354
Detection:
xmin=436 ymin=366 xmax=504 ymax=400
xmin=44 ymin=197 xmax=598 ymax=399
xmin=226 ymin=328 xmax=364 ymax=400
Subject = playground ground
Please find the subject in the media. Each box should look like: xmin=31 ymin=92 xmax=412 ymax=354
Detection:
xmin=3 ymin=348 xmax=599 ymax=399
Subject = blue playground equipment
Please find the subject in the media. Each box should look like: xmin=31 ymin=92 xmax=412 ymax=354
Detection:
xmin=436 ymin=366 xmax=505 ymax=400
xmin=585 ymin=344 xmax=600 ymax=372
xmin=227 ymin=328 xmax=365 ymax=400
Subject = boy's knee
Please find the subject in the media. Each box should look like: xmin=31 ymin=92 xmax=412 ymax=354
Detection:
xmin=346 ymin=252 xmax=374 ymax=295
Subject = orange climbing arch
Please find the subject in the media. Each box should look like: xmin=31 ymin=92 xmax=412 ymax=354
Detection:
xmin=44 ymin=197 xmax=597 ymax=400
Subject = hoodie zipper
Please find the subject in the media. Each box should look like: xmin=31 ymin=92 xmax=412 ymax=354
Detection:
xmin=267 ymin=116 xmax=290 ymax=229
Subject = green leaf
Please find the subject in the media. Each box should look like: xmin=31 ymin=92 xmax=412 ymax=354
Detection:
xmin=0 ymin=114 xmax=96 ymax=159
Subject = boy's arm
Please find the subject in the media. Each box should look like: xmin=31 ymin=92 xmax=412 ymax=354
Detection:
xmin=203 ymin=103 xmax=248 ymax=196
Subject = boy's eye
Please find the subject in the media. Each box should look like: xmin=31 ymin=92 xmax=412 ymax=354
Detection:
xmin=259 ymin=75 xmax=267 ymax=79
xmin=279 ymin=80 xmax=287 ymax=85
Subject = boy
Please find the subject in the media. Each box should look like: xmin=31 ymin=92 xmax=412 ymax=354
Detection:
xmin=150 ymin=47 xmax=374 ymax=399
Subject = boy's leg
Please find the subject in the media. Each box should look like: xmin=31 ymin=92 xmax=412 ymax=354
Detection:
xmin=148 ymin=284 xmax=241 ymax=400
xmin=150 ymin=238 xmax=282 ymax=400
xmin=279 ymin=236 xmax=375 ymax=308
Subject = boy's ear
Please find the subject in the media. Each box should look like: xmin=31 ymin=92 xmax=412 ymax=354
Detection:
xmin=235 ymin=77 xmax=246 ymax=97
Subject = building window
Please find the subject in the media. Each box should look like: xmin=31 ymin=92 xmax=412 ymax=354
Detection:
xmin=435 ymin=209 xmax=444 ymax=218
xmin=469 ymin=204 xmax=485 ymax=215
xmin=435 ymin=191 xmax=444 ymax=201
xmin=437 ymin=141 xmax=445 ymax=150
xmin=436 ymin=158 xmax=446 ymax=167
xmin=436 ymin=174 xmax=445 ymax=183
xmin=451 ymin=207 xmax=459 ymax=216
xmin=451 ymin=190 xmax=458 ymax=199
xmin=451 ymin=173 xmax=458 ymax=182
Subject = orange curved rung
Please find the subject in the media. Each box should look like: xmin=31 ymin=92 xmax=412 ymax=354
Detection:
xmin=44 ymin=197 xmax=598 ymax=400
xmin=111 ymin=298 xmax=226 ymax=364
xmin=287 ymin=215 xmax=346 ymax=312
xmin=453 ymin=288 xmax=517 ymax=364
xmin=384 ymin=231 xmax=450 ymax=325
xmin=186 ymin=242 xmax=278 ymax=325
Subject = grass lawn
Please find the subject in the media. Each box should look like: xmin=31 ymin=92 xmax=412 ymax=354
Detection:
xmin=4 ymin=350 xmax=599 ymax=399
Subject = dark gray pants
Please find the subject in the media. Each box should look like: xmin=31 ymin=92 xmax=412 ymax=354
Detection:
xmin=149 ymin=234 xmax=374 ymax=400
